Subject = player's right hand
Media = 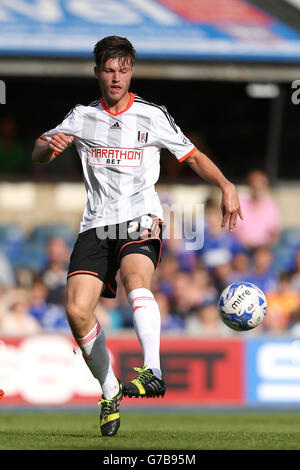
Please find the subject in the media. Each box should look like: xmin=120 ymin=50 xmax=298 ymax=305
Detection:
xmin=49 ymin=132 xmax=74 ymax=155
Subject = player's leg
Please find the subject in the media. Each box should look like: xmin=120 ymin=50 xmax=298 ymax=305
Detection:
xmin=66 ymin=273 xmax=103 ymax=337
xmin=119 ymin=251 xmax=166 ymax=398
xmin=66 ymin=275 xmax=121 ymax=436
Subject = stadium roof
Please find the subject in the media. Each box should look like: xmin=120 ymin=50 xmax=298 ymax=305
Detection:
xmin=2 ymin=0 xmax=300 ymax=81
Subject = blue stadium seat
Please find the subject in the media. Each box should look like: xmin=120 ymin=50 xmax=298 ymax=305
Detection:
xmin=272 ymin=245 xmax=296 ymax=272
xmin=11 ymin=243 xmax=47 ymax=273
xmin=279 ymin=228 xmax=300 ymax=251
xmin=0 ymin=224 xmax=25 ymax=262
xmin=29 ymin=224 xmax=76 ymax=247
xmin=0 ymin=223 xmax=25 ymax=243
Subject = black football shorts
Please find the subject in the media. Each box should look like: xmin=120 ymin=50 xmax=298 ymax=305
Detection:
xmin=67 ymin=214 xmax=164 ymax=298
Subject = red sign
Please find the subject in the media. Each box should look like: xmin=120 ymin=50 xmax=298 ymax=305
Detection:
xmin=158 ymin=0 xmax=272 ymax=25
xmin=0 ymin=335 xmax=244 ymax=407
xmin=113 ymin=337 xmax=244 ymax=406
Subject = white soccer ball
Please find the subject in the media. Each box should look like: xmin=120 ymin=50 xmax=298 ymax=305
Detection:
xmin=218 ymin=282 xmax=267 ymax=331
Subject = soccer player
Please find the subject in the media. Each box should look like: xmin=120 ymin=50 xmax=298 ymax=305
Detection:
xmin=32 ymin=36 xmax=242 ymax=437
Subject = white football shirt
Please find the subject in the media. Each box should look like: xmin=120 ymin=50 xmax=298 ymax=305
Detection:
xmin=41 ymin=93 xmax=196 ymax=233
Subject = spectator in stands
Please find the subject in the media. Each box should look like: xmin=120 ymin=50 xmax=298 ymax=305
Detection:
xmin=96 ymin=297 xmax=124 ymax=331
xmin=0 ymin=116 xmax=28 ymax=176
xmin=155 ymin=291 xmax=185 ymax=333
xmin=227 ymin=250 xmax=251 ymax=284
xmin=29 ymin=276 xmax=70 ymax=332
xmin=41 ymin=236 xmax=70 ymax=305
xmin=154 ymin=254 xmax=180 ymax=297
xmin=289 ymin=309 xmax=300 ymax=337
xmin=0 ymin=252 xmax=15 ymax=289
xmin=0 ymin=288 xmax=41 ymax=336
xmin=15 ymin=266 xmax=34 ymax=289
xmin=212 ymin=261 xmax=234 ymax=295
xmin=0 ymin=282 xmax=5 ymax=298
xmin=264 ymin=272 xmax=300 ymax=334
xmin=163 ymin=217 xmax=197 ymax=273
xmin=200 ymin=198 xmax=243 ymax=269
xmin=235 ymin=170 xmax=281 ymax=249
xmin=185 ymin=300 xmax=231 ymax=336
xmin=191 ymin=266 xmax=218 ymax=303
xmin=111 ymin=280 xmax=134 ymax=329
xmin=291 ymin=249 xmax=300 ymax=293
xmin=247 ymin=245 xmax=277 ymax=293
xmin=169 ymin=271 xmax=202 ymax=318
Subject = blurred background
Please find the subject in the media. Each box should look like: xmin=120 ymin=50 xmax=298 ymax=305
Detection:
xmin=1 ymin=0 xmax=300 ymax=409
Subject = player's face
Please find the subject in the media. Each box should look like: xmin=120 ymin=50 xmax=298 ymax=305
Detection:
xmin=95 ymin=57 xmax=134 ymax=105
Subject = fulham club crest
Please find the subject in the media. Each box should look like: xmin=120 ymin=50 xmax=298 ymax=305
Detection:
xmin=137 ymin=131 xmax=148 ymax=144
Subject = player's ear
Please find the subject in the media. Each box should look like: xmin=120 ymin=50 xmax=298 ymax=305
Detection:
xmin=94 ymin=66 xmax=100 ymax=79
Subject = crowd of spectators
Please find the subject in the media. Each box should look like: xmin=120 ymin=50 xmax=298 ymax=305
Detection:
xmin=1 ymin=169 xmax=300 ymax=337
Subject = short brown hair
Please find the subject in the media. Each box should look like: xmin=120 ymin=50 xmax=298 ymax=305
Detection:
xmin=93 ymin=36 xmax=136 ymax=69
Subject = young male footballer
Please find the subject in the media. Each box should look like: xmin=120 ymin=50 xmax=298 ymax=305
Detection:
xmin=32 ymin=36 xmax=242 ymax=437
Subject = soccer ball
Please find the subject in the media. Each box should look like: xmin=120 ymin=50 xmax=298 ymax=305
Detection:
xmin=218 ymin=282 xmax=267 ymax=331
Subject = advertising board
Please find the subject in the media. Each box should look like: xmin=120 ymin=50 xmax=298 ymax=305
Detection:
xmin=0 ymin=335 xmax=244 ymax=407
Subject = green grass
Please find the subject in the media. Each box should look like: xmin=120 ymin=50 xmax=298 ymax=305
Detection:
xmin=1 ymin=411 xmax=300 ymax=450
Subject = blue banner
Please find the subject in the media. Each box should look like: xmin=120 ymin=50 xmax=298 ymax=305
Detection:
xmin=0 ymin=0 xmax=300 ymax=61
xmin=246 ymin=338 xmax=300 ymax=405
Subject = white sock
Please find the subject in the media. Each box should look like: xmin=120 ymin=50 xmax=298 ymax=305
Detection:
xmin=77 ymin=321 xmax=118 ymax=399
xmin=128 ymin=288 xmax=162 ymax=379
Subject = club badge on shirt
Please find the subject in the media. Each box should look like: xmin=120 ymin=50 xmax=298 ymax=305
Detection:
xmin=137 ymin=131 xmax=148 ymax=144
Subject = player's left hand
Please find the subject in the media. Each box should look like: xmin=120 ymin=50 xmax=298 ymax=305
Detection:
xmin=220 ymin=182 xmax=243 ymax=231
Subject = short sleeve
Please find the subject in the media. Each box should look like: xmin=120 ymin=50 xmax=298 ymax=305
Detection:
xmin=40 ymin=105 xmax=83 ymax=143
xmin=154 ymin=107 xmax=196 ymax=162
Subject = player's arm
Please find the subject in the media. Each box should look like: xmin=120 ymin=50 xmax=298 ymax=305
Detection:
xmin=185 ymin=148 xmax=243 ymax=232
xmin=32 ymin=133 xmax=74 ymax=164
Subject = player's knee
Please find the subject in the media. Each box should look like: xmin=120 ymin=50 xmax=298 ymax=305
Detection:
xmin=121 ymin=271 xmax=148 ymax=292
xmin=66 ymin=300 xmax=90 ymax=325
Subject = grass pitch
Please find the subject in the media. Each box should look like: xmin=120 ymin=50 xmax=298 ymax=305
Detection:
xmin=1 ymin=410 xmax=300 ymax=450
